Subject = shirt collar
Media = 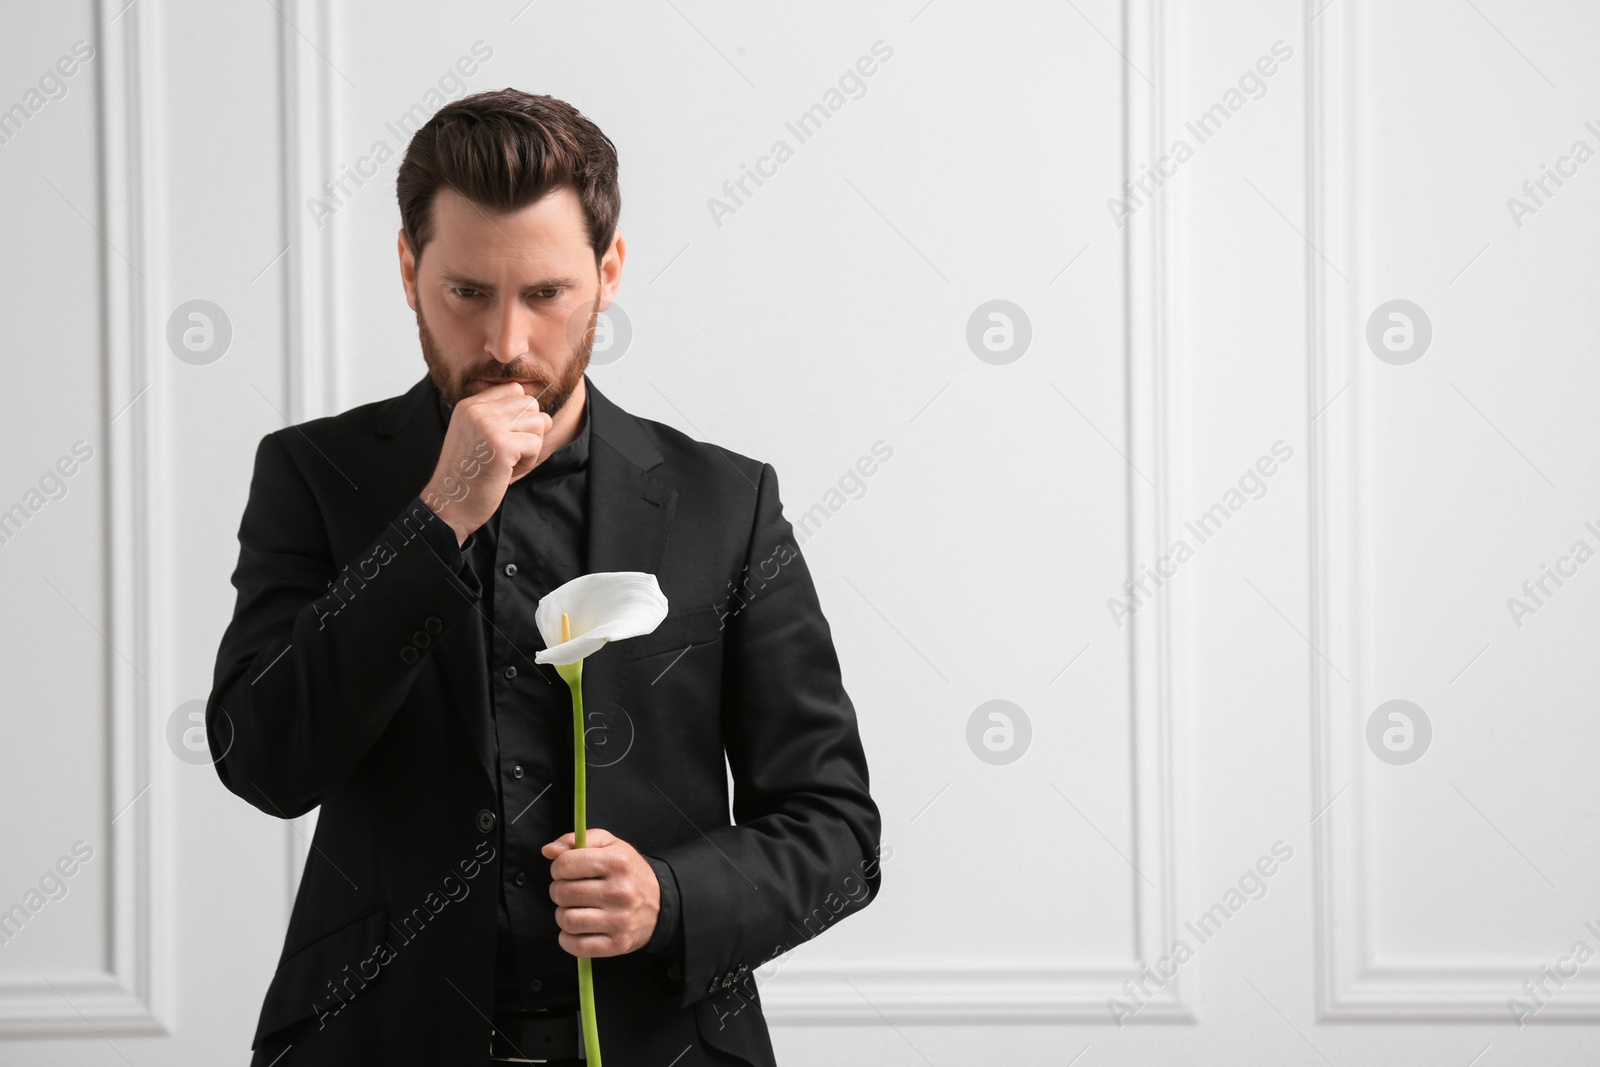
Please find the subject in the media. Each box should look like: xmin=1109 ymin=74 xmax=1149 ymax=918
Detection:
xmin=432 ymin=381 xmax=590 ymax=476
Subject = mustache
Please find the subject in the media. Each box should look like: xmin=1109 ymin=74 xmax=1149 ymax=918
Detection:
xmin=467 ymin=371 xmax=558 ymax=403
xmin=473 ymin=370 xmax=549 ymax=387
xmin=473 ymin=369 xmax=544 ymax=381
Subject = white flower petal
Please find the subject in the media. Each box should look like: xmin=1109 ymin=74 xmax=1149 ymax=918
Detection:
xmin=532 ymin=571 xmax=668 ymax=665
xmin=533 ymin=634 xmax=609 ymax=666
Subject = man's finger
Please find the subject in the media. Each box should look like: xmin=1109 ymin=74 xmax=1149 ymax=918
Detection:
xmin=550 ymin=846 xmax=616 ymax=881
xmin=545 ymin=828 xmax=616 ymax=849
xmin=557 ymin=931 xmax=620 ymax=959
xmin=553 ymin=904 xmax=609 ymax=934
xmin=542 ymin=828 xmax=622 ymax=866
xmin=550 ymin=877 xmax=609 ymax=909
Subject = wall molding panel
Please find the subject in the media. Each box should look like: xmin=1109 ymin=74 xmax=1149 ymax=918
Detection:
xmin=1306 ymin=0 xmax=1600 ymax=1022
xmin=0 ymin=0 xmax=170 ymax=1036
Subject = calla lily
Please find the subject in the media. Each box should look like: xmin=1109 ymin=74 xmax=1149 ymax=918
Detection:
xmin=532 ymin=570 xmax=668 ymax=1067
xmin=534 ymin=571 xmax=669 ymax=670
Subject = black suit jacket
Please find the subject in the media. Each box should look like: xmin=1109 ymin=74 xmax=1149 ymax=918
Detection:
xmin=205 ymin=372 xmax=883 ymax=1066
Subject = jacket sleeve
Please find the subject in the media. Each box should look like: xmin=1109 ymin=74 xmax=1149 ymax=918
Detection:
xmin=652 ymin=461 xmax=884 ymax=1009
xmin=642 ymin=854 xmax=685 ymax=962
xmin=205 ymin=431 xmax=483 ymax=819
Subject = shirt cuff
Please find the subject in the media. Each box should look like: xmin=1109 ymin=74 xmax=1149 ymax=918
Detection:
xmin=412 ymin=494 xmax=470 ymax=575
xmin=643 ymin=854 xmax=685 ymax=964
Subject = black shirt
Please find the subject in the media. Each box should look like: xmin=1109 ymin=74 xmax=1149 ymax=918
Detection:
xmin=411 ymin=383 xmax=684 ymax=1013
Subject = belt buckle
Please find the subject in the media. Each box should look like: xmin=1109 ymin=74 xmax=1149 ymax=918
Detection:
xmin=487 ymin=1006 xmax=582 ymax=1064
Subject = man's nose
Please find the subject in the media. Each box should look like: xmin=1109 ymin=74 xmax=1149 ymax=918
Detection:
xmin=487 ymin=299 xmax=532 ymax=362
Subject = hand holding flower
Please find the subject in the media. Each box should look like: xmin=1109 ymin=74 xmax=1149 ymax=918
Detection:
xmin=542 ymin=828 xmax=663 ymax=957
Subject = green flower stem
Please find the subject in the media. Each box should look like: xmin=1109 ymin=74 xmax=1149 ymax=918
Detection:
xmin=560 ymin=660 xmax=603 ymax=1067
xmin=569 ymin=661 xmax=587 ymax=851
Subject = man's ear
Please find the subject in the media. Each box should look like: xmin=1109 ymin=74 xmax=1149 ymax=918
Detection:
xmin=398 ymin=228 xmax=418 ymax=312
xmin=596 ymin=229 xmax=625 ymax=312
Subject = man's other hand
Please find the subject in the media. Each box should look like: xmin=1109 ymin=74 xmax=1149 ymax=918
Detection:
xmin=542 ymin=828 xmax=661 ymax=958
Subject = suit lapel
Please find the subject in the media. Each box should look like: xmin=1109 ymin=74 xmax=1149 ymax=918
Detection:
xmin=370 ymin=372 xmax=678 ymax=791
xmin=579 ymin=376 xmax=678 ymax=755
xmin=583 ymin=374 xmax=677 ymax=577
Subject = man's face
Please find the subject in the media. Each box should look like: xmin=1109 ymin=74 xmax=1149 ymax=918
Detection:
xmin=400 ymin=184 xmax=623 ymax=415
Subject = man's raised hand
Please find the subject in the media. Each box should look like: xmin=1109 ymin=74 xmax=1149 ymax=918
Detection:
xmin=421 ymin=381 xmax=552 ymax=546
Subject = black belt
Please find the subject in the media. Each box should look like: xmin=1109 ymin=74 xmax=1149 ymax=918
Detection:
xmin=487 ymin=1006 xmax=584 ymax=1063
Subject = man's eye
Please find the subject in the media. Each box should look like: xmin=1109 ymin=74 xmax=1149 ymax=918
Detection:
xmin=449 ymin=287 xmax=561 ymax=300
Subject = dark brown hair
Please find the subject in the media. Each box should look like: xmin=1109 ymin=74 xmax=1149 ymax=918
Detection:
xmin=396 ymin=88 xmax=621 ymax=268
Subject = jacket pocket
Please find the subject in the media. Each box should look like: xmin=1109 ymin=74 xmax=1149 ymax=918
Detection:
xmin=622 ymin=605 xmax=725 ymax=660
xmin=252 ymin=903 xmax=390 ymax=1049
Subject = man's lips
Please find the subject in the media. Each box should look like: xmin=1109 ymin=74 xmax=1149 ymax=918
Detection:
xmin=475 ymin=377 xmax=540 ymax=388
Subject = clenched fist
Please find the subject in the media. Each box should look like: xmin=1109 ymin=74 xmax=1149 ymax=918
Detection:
xmin=421 ymin=381 xmax=552 ymax=546
xmin=542 ymin=828 xmax=662 ymax=958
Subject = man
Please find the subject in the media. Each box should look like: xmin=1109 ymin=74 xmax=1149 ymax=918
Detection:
xmin=206 ymin=89 xmax=883 ymax=1066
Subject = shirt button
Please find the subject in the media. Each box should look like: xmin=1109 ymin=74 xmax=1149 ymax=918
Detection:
xmin=476 ymin=809 xmax=496 ymax=833
xmin=530 ymin=979 xmax=542 ymax=992
xmin=400 ymin=647 xmax=419 ymax=664
xmin=504 ymin=563 xmax=518 ymax=577
xmin=514 ymin=871 xmax=527 ymax=887
xmin=504 ymin=665 xmax=517 ymax=679
xmin=513 ymin=765 xmax=524 ymax=779
xmin=424 ymin=617 xmax=443 ymax=634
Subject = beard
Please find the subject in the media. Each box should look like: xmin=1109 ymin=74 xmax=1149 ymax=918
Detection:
xmin=417 ymin=299 xmax=596 ymax=417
